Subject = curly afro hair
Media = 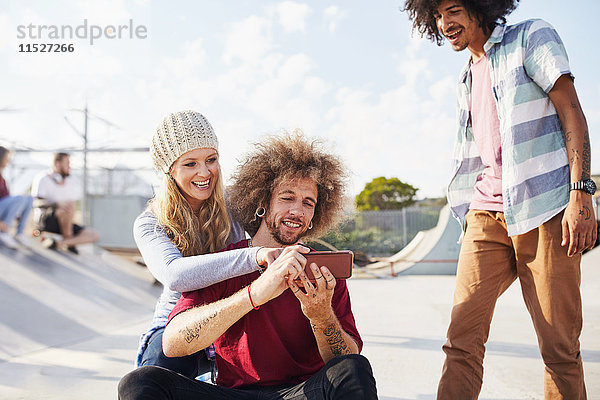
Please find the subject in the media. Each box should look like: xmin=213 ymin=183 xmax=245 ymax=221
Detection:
xmin=403 ymin=0 xmax=520 ymax=45
xmin=227 ymin=130 xmax=348 ymax=238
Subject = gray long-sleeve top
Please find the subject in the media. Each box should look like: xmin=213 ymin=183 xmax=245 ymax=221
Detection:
xmin=134 ymin=210 xmax=260 ymax=366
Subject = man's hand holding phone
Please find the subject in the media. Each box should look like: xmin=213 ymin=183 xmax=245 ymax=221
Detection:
xmin=301 ymin=251 xmax=354 ymax=282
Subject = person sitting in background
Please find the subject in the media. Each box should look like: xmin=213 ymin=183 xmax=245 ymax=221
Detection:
xmin=31 ymin=152 xmax=99 ymax=254
xmin=0 ymin=146 xmax=33 ymax=249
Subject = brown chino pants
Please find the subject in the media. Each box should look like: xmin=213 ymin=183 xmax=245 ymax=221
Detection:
xmin=437 ymin=210 xmax=586 ymax=400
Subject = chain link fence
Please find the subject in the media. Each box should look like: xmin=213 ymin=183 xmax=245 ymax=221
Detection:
xmin=317 ymin=205 xmax=444 ymax=258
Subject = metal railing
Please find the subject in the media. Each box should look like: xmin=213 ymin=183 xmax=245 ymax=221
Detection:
xmin=319 ymin=206 xmax=444 ymax=257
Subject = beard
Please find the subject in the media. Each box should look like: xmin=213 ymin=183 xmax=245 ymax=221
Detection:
xmin=266 ymin=215 xmax=308 ymax=246
xmin=58 ymin=167 xmax=70 ymax=178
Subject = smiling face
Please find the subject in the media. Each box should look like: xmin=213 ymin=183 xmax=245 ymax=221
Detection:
xmin=169 ymin=148 xmax=220 ymax=212
xmin=434 ymin=0 xmax=488 ymax=57
xmin=264 ymin=177 xmax=318 ymax=246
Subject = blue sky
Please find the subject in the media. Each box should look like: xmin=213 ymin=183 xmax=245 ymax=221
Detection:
xmin=1 ymin=0 xmax=598 ymax=199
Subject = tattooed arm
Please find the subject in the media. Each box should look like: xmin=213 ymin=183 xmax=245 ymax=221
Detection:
xmin=310 ymin=313 xmax=359 ymax=363
xmin=288 ymin=264 xmax=359 ymax=363
xmin=163 ymin=288 xmax=254 ymax=357
xmin=549 ymin=74 xmax=597 ymax=256
xmin=163 ymin=245 xmax=307 ymax=357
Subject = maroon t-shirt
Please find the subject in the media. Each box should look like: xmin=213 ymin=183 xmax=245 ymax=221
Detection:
xmin=168 ymin=239 xmax=363 ymax=388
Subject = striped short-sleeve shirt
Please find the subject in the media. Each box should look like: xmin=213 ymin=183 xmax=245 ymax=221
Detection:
xmin=447 ymin=19 xmax=572 ymax=236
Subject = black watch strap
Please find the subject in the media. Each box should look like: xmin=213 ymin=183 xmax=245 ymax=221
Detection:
xmin=570 ymin=179 xmax=597 ymax=195
xmin=570 ymin=181 xmax=584 ymax=191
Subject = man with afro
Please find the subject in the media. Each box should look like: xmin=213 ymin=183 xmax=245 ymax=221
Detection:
xmin=118 ymin=132 xmax=377 ymax=400
xmin=403 ymin=1 xmax=594 ymax=399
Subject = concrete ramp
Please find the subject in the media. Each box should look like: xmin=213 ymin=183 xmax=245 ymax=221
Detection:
xmin=0 ymin=239 xmax=161 ymax=399
xmin=365 ymin=205 xmax=461 ymax=276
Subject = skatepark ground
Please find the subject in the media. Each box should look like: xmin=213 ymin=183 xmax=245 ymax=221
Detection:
xmin=1 ymin=238 xmax=598 ymax=400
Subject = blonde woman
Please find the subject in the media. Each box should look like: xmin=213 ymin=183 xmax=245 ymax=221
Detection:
xmin=135 ymin=111 xmax=280 ymax=379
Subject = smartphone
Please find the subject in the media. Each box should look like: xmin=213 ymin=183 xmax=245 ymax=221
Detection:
xmin=302 ymin=250 xmax=354 ymax=281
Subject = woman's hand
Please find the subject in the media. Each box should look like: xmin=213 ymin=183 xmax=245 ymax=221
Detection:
xmin=256 ymin=244 xmax=310 ymax=268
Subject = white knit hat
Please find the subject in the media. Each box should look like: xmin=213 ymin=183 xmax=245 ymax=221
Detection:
xmin=151 ymin=110 xmax=219 ymax=173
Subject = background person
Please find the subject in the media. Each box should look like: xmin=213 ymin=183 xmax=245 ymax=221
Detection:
xmin=403 ymin=1 xmax=596 ymax=398
xmin=31 ymin=152 xmax=99 ymax=254
xmin=133 ymin=110 xmax=282 ymax=379
xmin=0 ymin=146 xmax=33 ymax=249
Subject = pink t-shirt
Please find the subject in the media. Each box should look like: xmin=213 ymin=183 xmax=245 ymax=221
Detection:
xmin=469 ymin=55 xmax=503 ymax=211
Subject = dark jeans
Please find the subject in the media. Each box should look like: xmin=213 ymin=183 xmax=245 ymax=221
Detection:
xmin=119 ymin=354 xmax=378 ymax=400
xmin=140 ymin=327 xmax=211 ymax=379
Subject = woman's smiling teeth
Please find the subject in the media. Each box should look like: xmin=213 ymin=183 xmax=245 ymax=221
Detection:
xmin=192 ymin=179 xmax=210 ymax=189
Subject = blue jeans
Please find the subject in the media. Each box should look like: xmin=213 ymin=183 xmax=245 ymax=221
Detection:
xmin=139 ymin=327 xmax=211 ymax=379
xmin=119 ymin=354 xmax=377 ymax=400
xmin=0 ymin=195 xmax=33 ymax=234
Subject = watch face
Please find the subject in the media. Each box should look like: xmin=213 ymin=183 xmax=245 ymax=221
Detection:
xmin=584 ymin=179 xmax=597 ymax=194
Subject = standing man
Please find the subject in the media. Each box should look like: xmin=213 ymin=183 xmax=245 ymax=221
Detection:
xmin=118 ymin=133 xmax=377 ymax=399
xmin=403 ymin=1 xmax=595 ymax=399
xmin=31 ymin=152 xmax=99 ymax=254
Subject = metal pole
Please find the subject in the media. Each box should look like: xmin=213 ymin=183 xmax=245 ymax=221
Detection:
xmin=402 ymin=207 xmax=407 ymax=247
xmin=82 ymin=104 xmax=88 ymax=225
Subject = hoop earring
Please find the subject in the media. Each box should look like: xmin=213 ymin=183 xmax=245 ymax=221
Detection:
xmin=255 ymin=207 xmax=266 ymax=218
xmin=308 ymin=221 xmax=313 ymax=230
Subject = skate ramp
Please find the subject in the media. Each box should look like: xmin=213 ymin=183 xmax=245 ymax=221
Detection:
xmin=0 ymin=239 xmax=161 ymax=399
xmin=365 ymin=205 xmax=461 ymax=276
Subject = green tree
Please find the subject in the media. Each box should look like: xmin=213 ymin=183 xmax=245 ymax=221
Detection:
xmin=355 ymin=176 xmax=418 ymax=211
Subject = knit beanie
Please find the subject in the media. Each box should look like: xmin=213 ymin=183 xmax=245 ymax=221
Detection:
xmin=151 ymin=110 xmax=219 ymax=174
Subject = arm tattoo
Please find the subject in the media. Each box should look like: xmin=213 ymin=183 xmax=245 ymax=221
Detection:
xmin=565 ymin=131 xmax=572 ymax=142
xmin=570 ymin=149 xmax=579 ymax=166
xmin=322 ymin=322 xmax=350 ymax=356
xmin=581 ymin=131 xmax=591 ymax=180
xmin=180 ymin=310 xmax=218 ymax=343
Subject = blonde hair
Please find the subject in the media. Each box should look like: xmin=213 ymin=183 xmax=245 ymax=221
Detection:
xmin=149 ymin=170 xmax=231 ymax=257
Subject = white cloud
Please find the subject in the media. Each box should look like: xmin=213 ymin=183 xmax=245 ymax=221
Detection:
xmin=74 ymin=0 xmax=131 ymax=24
xmin=324 ymin=83 xmax=455 ymax=198
xmin=244 ymin=52 xmax=323 ymax=130
xmin=303 ymin=76 xmax=330 ymax=99
xmin=428 ymin=75 xmax=455 ymax=101
xmin=159 ymin=38 xmax=205 ymax=78
xmin=223 ymin=15 xmax=273 ymax=65
xmin=397 ymin=36 xmax=431 ymax=87
xmin=0 ymin=13 xmax=11 ymax=51
xmin=276 ymin=1 xmax=312 ymax=33
xmin=277 ymin=53 xmax=316 ymax=86
xmin=323 ymin=5 xmax=346 ymax=33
